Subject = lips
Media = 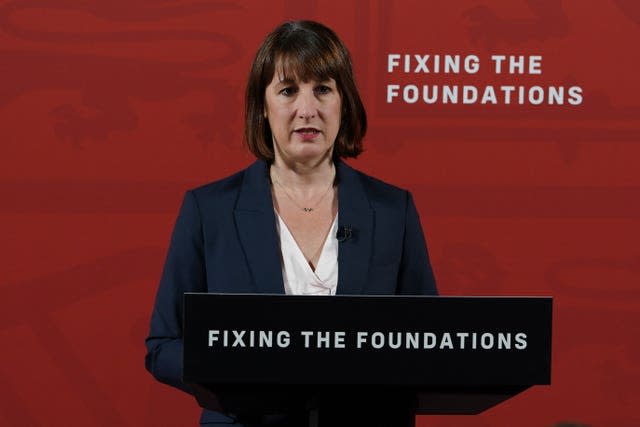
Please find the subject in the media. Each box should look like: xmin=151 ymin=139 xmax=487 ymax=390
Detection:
xmin=294 ymin=127 xmax=320 ymax=134
xmin=294 ymin=127 xmax=321 ymax=140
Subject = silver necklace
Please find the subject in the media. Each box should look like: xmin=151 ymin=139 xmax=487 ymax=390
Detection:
xmin=271 ymin=169 xmax=335 ymax=213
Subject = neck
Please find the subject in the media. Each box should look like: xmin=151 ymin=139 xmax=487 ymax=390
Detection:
xmin=270 ymin=156 xmax=336 ymax=189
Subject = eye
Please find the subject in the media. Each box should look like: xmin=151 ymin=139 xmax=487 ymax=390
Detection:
xmin=315 ymin=85 xmax=332 ymax=95
xmin=279 ymin=87 xmax=297 ymax=97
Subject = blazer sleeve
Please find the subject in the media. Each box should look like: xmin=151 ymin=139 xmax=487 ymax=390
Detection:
xmin=145 ymin=190 xmax=206 ymax=394
xmin=396 ymin=191 xmax=438 ymax=295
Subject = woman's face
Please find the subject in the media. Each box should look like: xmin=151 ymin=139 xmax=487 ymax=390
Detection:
xmin=264 ymin=70 xmax=342 ymax=166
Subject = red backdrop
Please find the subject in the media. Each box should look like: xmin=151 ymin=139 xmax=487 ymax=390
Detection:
xmin=1 ymin=1 xmax=639 ymax=426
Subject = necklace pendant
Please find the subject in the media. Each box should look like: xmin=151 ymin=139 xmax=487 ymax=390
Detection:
xmin=303 ymin=207 xmax=314 ymax=212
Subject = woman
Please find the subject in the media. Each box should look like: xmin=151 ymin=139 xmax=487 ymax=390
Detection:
xmin=145 ymin=20 xmax=437 ymax=426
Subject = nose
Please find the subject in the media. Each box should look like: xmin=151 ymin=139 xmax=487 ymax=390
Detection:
xmin=296 ymin=88 xmax=318 ymax=119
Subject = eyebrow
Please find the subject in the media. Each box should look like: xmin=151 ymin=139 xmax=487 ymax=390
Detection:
xmin=274 ymin=77 xmax=333 ymax=86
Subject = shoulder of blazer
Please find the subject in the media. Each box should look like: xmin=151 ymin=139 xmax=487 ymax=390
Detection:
xmin=187 ymin=160 xmax=264 ymax=212
xmin=341 ymin=161 xmax=409 ymax=212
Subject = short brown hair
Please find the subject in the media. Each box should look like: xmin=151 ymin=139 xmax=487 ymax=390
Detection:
xmin=245 ymin=20 xmax=367 ymax=161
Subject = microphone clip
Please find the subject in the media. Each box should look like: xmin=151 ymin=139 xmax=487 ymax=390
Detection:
xmin=336 ymin=225 xmax=352 ymax=242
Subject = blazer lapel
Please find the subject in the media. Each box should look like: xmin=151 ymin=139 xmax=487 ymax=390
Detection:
xmin=336 ymin=160 xmax=374 ymax=295
xmin=234 ymin=160 xmax=285 ymax=294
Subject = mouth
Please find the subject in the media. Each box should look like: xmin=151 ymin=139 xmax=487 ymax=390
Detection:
xmin=294 ymin=127 xmax=321 ymax=140
xmin=294 ymin=127 xmax=321 ymax=134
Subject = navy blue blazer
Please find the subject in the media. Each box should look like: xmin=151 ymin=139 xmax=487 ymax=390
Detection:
xmin=145 ymin=159 xmax=437 ymax=424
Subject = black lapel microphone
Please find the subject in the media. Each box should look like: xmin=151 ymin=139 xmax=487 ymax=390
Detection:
xmin=336 ymin=225 xmax=352 ymax=242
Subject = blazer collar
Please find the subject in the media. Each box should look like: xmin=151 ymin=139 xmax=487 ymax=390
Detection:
xmin=234 ymin=159 xmax=374 ymax=295
xmin=234 ymin=160 xmax=284 ymax=294
xmin=335 ymin=160 xmax=374 ymax=295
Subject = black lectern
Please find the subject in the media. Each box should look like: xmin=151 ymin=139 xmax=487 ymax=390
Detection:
xmin=183 ymin=294 xmax=552 ymax=425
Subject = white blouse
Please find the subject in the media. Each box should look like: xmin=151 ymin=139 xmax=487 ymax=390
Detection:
xmin=274 ymin=211 xmax=339 ymax=295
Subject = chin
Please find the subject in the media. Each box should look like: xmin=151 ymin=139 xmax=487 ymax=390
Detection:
xmin=289 ymin=144 xmax=331 ymax=159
